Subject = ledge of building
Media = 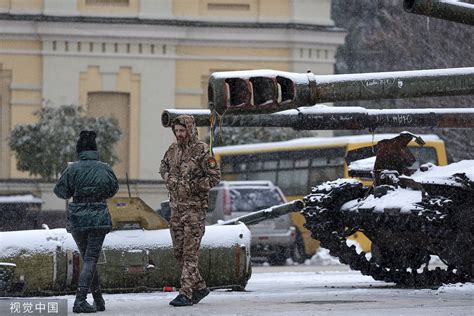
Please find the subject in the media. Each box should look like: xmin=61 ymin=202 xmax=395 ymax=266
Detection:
xmin=0 ymin=13 xmax=344 ymax=32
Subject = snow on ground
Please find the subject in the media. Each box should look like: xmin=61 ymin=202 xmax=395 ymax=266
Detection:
xmin=437 ymin=282 xmax=474 ymax=294
xmin=0 ymin=194 xmax=42 ymax=204
xmin=304 ymin=247 xmax=342 ymax=266
xmin=12 ymin=265 xmax=472 ymax=316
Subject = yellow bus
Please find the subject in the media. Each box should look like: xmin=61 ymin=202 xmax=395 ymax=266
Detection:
xmin=213 ymin=134 xmax=448 ymax=262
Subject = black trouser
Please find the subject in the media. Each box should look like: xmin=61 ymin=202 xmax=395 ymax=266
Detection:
xmin=72 ymin=230 xmax=106 ymax=291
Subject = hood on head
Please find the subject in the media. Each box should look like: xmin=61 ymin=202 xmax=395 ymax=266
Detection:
xmin=76 ymin=130 xmax=97 ymax=154
xmin=171 ymin=115 xmax=198 ymax=144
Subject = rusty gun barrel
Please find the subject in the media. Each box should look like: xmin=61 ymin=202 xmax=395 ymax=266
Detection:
xmin=217 ymin=199 xmax=305 ymax=226
xmin=403 ymin=0 xmax=474 ymax=25
xmin=207 ymin=68 xmax=474 ymax=115
xmin=162 ymin=106 xmax=474 ymax=130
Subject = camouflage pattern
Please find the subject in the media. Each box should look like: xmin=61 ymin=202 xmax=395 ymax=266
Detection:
xmin=169 ymin=206 xmax=206 ymax=298
xmin=159 ymin=115 xmax=221 ymax=299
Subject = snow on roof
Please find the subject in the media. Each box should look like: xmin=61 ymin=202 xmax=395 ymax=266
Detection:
xmin=348 ymin=156 xmax=376 ymax=171
xmin=216 ymin=180 xmax=274 ymax=187
xmin=0 ymin=194 xmax=43 ymax=204
xmin=0 ymin=224 xmax=251 ymax=258
xmin=214 ymin=134 xmax=441 ymax=154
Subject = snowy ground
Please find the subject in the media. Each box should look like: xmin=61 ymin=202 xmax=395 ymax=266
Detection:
xmin=3 ymin=249 xmax=472 ymax=315
xmin=19 ymin=263 xmax=473 ymax=316
xmin=60 ymin=267 xmax=473 ymax=316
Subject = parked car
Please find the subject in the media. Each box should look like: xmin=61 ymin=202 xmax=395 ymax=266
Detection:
xmin=157 ymin=180 xmax=296 ymax=265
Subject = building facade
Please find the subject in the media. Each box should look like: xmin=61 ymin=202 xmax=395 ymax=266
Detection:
xmin=0 ymin=0 xmax=344 ymax=208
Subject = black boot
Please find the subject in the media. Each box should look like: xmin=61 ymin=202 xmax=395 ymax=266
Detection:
xmin=192 ymin=288 xmax=210 ymax=304
xmin=92 ymin=290 xmax=105 ymax=312
xmin=73 ymin=288 xmax=97 ymax=313
xmin=169 ymin=294 xmax=193 ymax=307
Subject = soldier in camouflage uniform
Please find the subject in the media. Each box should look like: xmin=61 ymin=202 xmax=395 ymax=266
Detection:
xmin=160 ymin=115 xmax=221 ymax=307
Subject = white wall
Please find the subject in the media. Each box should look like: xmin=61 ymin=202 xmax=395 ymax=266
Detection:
xmin=290 ymin=0 xmax=334 ymax=26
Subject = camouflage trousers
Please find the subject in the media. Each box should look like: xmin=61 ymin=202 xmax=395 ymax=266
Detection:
xmin=169 ymin=206 xmax=206 ymax=299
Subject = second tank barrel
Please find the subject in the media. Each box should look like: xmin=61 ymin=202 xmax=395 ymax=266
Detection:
xmin=403 ymin=0 xmax=474 ymax=26
xmin=162 ymin=107 xmax=474 ymax=130
xmin=218 ymin=200 xmax=305 ymax=226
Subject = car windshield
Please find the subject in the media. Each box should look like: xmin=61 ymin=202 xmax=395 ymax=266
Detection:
xmin=229 ymin=188 xmax=284 ymax=213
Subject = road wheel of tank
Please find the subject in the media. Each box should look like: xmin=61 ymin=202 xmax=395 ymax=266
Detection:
xmin=291 ymin=231 xmax=308 ymax=264
xmin=268 ymin=247 xmax=288 ymax=266
xmin=370 ymin=239 xmax=430 ymax=270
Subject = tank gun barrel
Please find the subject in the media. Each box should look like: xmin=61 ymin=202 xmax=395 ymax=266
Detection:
xmin=403 ymin=0 xmax=474 ymax=25
xmin=217 ymin=200 xmax=305 ymax=226
xmin=162 ymin=106 xmax=474 ymax=130
xmin=207 ymin=68 xmax=474 ymax=115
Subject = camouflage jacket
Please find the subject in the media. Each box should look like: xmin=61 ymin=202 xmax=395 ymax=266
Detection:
xmin=159 ymin=115 xmax=221 ymax=210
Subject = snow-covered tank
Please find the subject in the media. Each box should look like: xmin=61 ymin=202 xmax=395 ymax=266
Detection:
xmin=303 ymin=150 xmax=473 ymax=287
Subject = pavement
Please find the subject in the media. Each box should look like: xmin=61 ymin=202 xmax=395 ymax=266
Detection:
xmin=3 ymin=264 xmax=473 ymax=315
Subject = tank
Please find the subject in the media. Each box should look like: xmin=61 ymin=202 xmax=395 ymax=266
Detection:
xmin=0 ymin=197 xmax=252 ymax=296
xmin=403 ymin=0 xmax=474 ymax=25
xmin=302 ymin=134 xmax=473 ymax=287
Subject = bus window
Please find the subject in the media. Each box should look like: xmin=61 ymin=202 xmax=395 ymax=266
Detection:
xmin=309 ymin=165 xmax=344 ymax=188
xmin=221 ymin=162 xmax=234 ymax=174
xmin=277 ymin=168 xmax=309 ymax=195
xmin=409 ymin=147 xmax=437 ymax=169
xmin=279 ymin=159 xmax=294 ymax=169
xmin=277 ymin=158 xmax=311 ymax=195
xmin=263 ymin=160 xmax=278 ymax=170
xmin=295 ymin=159 xmax=309 ymax=168
xmin=249 ymin=161 xmax=263 ymax=171
xmin=248 ymin=170 xmax=277 ymax=183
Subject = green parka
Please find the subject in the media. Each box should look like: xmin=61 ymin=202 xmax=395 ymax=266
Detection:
xmin=54 ymin=150 xmax=119 ymax=233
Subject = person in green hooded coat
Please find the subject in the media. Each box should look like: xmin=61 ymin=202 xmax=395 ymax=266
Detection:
xmin=54 ymin=130 xmax=119 ymax=313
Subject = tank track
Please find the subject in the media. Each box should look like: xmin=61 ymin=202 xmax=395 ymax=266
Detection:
xmin=302 ymin=179 xmax=472 ymax=288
